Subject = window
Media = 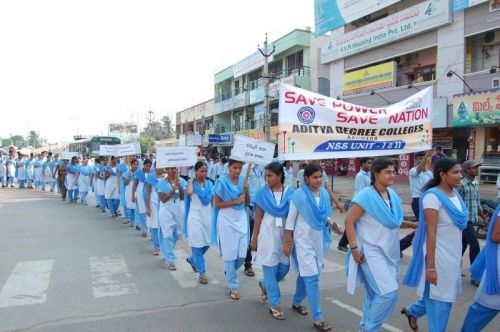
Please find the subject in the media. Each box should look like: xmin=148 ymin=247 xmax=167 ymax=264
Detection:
xmin=493 ymin=77 xmax=500 ymax=88
xmin=268 ymin=59 xmax=283 ymax=79
xmin=287 ymin=50 xmax=303 ymax=76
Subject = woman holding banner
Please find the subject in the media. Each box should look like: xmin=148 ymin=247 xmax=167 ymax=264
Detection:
xmin=185 ymin=161 xmax=214 ymax=285
xmin=105 ymin=156 xmax=120 ymax=218
xmin=283 ymin=163 xmax=332 ymax=331
xmin=344 ymin=158 xmax=406 ymax=331
xmin=117 ymin=156 xmax=133 ymax=224
xmin=77 ymin=156 xmax=92 ymax=205
xmin=132 ymin=158 xmax=152 ymax=237
xmin=251 ymin=161 xmax=293 ymax=320
xmin=402 ymin=158 xmax=468 ymax=332
xmin=157 ymin=167 xmax=187 ymax=271
xmin=212 ymin=159 xmax=249 ymax=300
xmin=145 ymin=162 xmax=164 ymax=256
xmin=124 ymin=158 xmax=139 ymax=226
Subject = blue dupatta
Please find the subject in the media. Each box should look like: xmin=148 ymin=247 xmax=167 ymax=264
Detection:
xmin=403 ymin=187 xmax=468 ymax=287
xmin=253 ymin=185 xmax=294 ymax=218
xmin=351 ymin=186 xmax=403 ymax=229
xmin=184 ymin=179 xmax=214 ymax=237
xmin=210 ymin=175 xmax=245 ymax=245
xmin=470 ymin=205 xmax=500 ymax=295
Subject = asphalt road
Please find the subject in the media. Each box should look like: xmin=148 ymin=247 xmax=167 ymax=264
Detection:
xmin=0 ymin=188 xmax=497 ymax=332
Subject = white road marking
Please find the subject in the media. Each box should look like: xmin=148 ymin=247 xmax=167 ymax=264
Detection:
xmin=90 ymin=255 xmax=138 ymax=298
xmin=325 ymin=297 xmax=404 ymax=332
xmin=0 ymin=260 xmax=55 ymax=308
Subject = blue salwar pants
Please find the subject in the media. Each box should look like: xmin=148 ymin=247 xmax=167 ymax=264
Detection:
xmin=293 ymin=274 xmax=323 ymax=321
xmin=158 ymin=227 xmax=178 ymax=264
xmin=461 ymin=301 xmax=499 ymax=332
xmin=188 ymin=246 xmax=209 ymax=275
xmin=406 ymin=282 xmax=453 ymax=332
xmin=224 ymin=258 xmax=245 ymax=290
xmin=262 ymin=263 xmax=290 ymax=308
xmin=107 ymin=198 xmax=120 ymax=216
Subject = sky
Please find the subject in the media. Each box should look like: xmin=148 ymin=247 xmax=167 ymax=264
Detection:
xmin=0 ymin=0 xmax=315 ymax=144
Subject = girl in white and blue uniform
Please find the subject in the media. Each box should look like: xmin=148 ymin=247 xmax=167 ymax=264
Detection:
xmin=251 ymin=161 xmax=294 ymax=320
xmin=105 ymin=156 xmax=120 ymax=218
xmin=283 ymin=161 xmax=294 ymax=188
xmin=41 ymin=155 xmax=53 ymax=191
xmin=461 ymin=205 xmax=500 ymax=331
xmin=15 ymin=154 xmax=26 ymax=188
xmin=77 ymin=157 xmax=92 ymax=205
xmin=185 ymin=161 xmax=214 ymax=284
xmin=212 ymin=159 xmax=249 ymax=300
xmin=344 ymin=158 xmax=406 ymax=331
xmin=66 ymin=156 xmax=79 ymax=203
xmin=283 ymin=163 xmax=332 ymax=331
xmin=132 ymin=159 xmax=152 ymax=237
xmin=25 ymin=154 xmax=34 ymax=189
xmin=118 ymin=157 xmax=132 ymax=224
xmin=403 ymin=158 xmax=468 ymax=332
xmin=33 ymin=155 xmax=43 ymax=189
xmin=95 ymin=157 xmax=108 ymax=212
xmin=157 ymin=167 xmax=187 ymax=270
xmin=0 ymin=152 xmax=6 ymax=188
xmin=124 ymin=158 xmax=139 ymax=226
xmin=145 ymin=164 xmax=165 ymax=255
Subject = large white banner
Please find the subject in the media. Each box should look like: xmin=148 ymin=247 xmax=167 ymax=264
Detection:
xmin=156 ymin=147 xmax=197 ymax=168
xmin=230 ymin=135 xmax=276 ymax=166
xmin=278 ymin=84 xmax=433 ymax=160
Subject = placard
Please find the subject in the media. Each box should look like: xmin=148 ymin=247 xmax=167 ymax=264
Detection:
xmin=61 ymin=152 xmax=78 ymax=160
xmin=278 ymin=84 xmax=432 ymax=160
xmin=20 ymin=148 xmax=31 ymax=155
xmin=115 ymin=142 xmax=141 ymax=157
xmin=99 ymin=145 xmax=116 ymax=156
xmin=230 ymin=135 xmax=276 ymax=165
xmin=156 ymin=147 xmax=197 ymax=168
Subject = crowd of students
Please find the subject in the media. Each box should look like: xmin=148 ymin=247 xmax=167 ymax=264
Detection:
xmin=1 ymin=147 xmax=498 ymax=332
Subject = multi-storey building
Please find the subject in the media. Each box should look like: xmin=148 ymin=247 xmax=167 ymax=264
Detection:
xmin=316 ymin=0 xmax=500 ymax=182
xmin=175 ymin=99 xmax=214 ymax=155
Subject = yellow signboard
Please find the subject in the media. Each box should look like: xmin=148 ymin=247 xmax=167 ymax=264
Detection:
xmin=343 ymin=61 xmax=396 ymax=95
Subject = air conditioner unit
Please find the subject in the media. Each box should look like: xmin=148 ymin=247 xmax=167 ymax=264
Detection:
xmin=483 ymin=31 xmax=500 ymax=45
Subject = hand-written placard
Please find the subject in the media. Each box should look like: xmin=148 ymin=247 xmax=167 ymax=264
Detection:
xmin=99 ymin=145 xmax=117 ymax=156
xmin=61 ymin=152 xmax=78 ymax=160
xmin=115 ymin=142 xmax=141 ymax=157
xmin=20 ymin=148 xmax=31 ymax=155
xmin=156 ymin=147 xmax=197 ymax=168
xmin=230 ymin=135 xmax=276 ymax=165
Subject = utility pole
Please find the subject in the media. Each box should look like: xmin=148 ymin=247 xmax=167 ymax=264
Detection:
xmin=145 ymin=110 xmax=155 ymax=154
xmin=258 ymin=33 xmax=275 ymax=142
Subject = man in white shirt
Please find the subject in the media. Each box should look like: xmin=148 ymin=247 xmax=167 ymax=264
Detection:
xmin=208 ymin=155 xmax=221 ymax=182
xmin=337 ymin=157 xmax=373 ymax=252
xmin=400 ymin=150 xmax=433 ymax=257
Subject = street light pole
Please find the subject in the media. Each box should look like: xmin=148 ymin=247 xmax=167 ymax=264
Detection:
xmin=258 ymin=34 xmax=275 ymax=142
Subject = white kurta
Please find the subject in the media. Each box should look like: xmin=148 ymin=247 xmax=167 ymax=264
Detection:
xmin=285 ymin=200 xmax=323 ymax=277
xmin=135 ymin=180 xmax=147 ymax=214
xmin=16 ymin=160 xmax=26 ymax=180
xmin=416 ymin=193 xmax=463 ymax=302
xmin=158 ymin=195 xmax=184 ymax=238
xmin=125 ymin=181 xmax=135 ymax=209
xmin=346 ymin=200 xmax=400 ymax=295
xmin=217 ymin=206 xmax=248 ymax=261
xmin=66 ymin=172 xmax=77 ymax=191
xmin=146 ymin=188 xmax=160 ymax=229
xmin=43 ymin=164 xmax=52 ymax=183
xmin=77 ymin=168 xmax=91 ymax=192
xmin=256 ymin=188 xmax=290 ymax=267
xmin=187 ymin=191 xmax=212 ymax=248
xmin=105 ymin=173 xmax=119 ymax=200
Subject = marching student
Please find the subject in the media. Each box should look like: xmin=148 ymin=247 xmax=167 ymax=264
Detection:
xmin=132 ymin=158 xmax=152 ymax=237
xmin=33 ymin=154 xmax=43 ymax=189
xmin=93 ymin=157 xmax=106 ymax=210
xmin=461 ymin=205 xmax=500 ymax=331
xmin=251 ymin=161 xmax=294 ymax=320
xmin=402 ymin=158 xmax=468 ymax=332
xmin=283 ymin=160 xmax=294 ymax=188
xmin=118 ymin=156 xmax=133 ymax=224
xmin=145 ymin=162 xmax=164 ymax=255
xmin=185 ymin=161 xmax=214 ymax=284
xmin=283 ymin=163 xmax=332 ymax=332
xmin=0 ymin=151 xmax=6 ymax=188
xmin=50 ymin=154 xmax=60 ymax=193
xmin=344 ymin=158 xmax=409 ymax=331
xmin=124 ymin=158 xmax=139 ymax=226
xmin=66 ymin=156 xmax=79 ymax=203
xmin=105 ymin=156 xmax=121 ymax=218
xmin=15 ymin=152 xmax=26 ymax=188
xmin=212 ymin=159 xmax=249 ymax=300
xmin=25 ymin=153 xmax=35 ymax=189
xmin=41 ymin=153 xmax=53 ymax=191
xmin=77 ymin=156 xmax=92 ymax=205
xmin=157 ymin=167 xmax=187 ymax=271
xmin=56 ymin=158 xmax=68 ymax=201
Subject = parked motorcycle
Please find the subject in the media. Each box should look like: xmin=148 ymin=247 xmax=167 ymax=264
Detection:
xmin=475 ymin=199 xmax=498 ymax=239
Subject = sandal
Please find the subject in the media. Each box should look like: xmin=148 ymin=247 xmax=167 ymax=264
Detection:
xmin=186 ymin=258 xmax=197 ymax=272
xmin=229 ymin=290 xmax=239 ymax=300
xmin=199 ymin=275 xmax=208 ymax=285
xmin=269 ymin=307 xmax=285 ymax=320
xmin=244 ymin=268 xmax=255 ymax=277
xmin=292 ymin=304 xmax=308 ymax=315
xmin=401 ymin=307 xmax=418 ymax=331
xmin=258 ymin=281 xmax=268 ymax=303
xmin=152 ymin=249 xmax=160 ymax=256
xmin=167 ymin=263 xmax=177 ymax=271
xmin=313 ymin=321 xmax=331 ymax=332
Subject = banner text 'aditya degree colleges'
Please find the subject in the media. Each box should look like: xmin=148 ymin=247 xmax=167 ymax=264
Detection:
xmin=277 ymin=84 xmax=433 ymax=160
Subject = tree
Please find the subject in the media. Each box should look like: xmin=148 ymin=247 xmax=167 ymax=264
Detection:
xmin=27 ymin=130 xmax=43 ymax=148
xmin=161 ymin=115 xmax=174 ymax=138
xmin=1 ymin=138 xmax=12 ymax=147
xmin=10 ymin=135 xmax=25 ymax=148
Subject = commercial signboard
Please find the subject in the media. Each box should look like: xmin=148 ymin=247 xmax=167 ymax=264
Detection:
xmin=233 ymin=51 xmax=273 ymax=78
xmin=452 ymin=89 xmax=500 ymax=126
xmin=278 ymin=84 xmax=433 ymax=160
xmin=343 ymin=61 xmax=396 ymax=95
xmin=314 ymin=0 xmax=401 ymax=37
xmin=109 ymin=123 xmax=138 ymax=135
xmin=452 ymin=0 xmax=487 ymax=12
xmin=321 ymin=0 xmax=452 ymax=63
xmin=208 ymin=134 xmax=232 ymax=145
